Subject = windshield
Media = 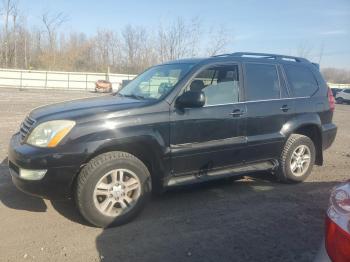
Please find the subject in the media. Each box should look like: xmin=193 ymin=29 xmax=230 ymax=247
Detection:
xmin=118 ymin=63 xmax=194 ymax=100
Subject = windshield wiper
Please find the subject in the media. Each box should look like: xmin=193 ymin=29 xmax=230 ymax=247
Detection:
xmin=120 ymin=94 xmax=147 ymax=100
xmin=114 ymin=92 xmax=124 ymax=97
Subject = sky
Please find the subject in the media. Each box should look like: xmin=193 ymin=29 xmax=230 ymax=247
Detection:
xmin=16 ymin=0 xmax=350 ymax=69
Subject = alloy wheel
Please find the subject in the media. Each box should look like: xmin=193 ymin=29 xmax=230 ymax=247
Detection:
xmin=93 ymin=169 xmax=141 ymax=217
xmin=290 ymin=145 xmax=311 ymax=177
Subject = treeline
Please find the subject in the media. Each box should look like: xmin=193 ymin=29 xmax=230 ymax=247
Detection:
xmin=0 ymin=0 xmax=231 ymax=74
xmin=2 ymin=0 xmax=348 ymax=80
xmin=321 ymin=68 xmax=350 ymax=84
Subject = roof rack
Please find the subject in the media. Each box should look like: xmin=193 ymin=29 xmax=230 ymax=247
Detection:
xmin=212 ymin=52 xmax=310 ymax=63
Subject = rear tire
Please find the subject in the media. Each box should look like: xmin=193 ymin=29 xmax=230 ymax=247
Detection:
xmin=75 ymin=151 xmax=151 ymax=228
xmin=276 ymin=134 xmax=315 ymax=183
xmin=336 ymin=97 xmax=344 ymax=104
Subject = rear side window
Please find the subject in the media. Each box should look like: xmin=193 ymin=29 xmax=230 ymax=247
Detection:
xmin=284 ymin=65 xmax=318 ymax=97
xmin=244 ymin=63 xmax=280 ymax=101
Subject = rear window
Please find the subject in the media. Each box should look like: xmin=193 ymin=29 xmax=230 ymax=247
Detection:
xmin=244 ymin=63 xmax=280 ymax=101
xmin=284 ymin=65 xmax=318 ymax=97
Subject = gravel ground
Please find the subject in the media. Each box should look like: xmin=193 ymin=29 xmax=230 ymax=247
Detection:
xmin=0 ymin=88 xmax=349 ymax=262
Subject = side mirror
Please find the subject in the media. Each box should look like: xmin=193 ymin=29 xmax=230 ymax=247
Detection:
xmin=176 ymin=91 xmax=205 ymax=108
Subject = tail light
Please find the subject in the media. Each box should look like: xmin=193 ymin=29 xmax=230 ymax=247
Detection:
xmin=328 ymin=87 xmax=335 ymax=112
xmin=325 ymin=182 xmax=350 ymax=262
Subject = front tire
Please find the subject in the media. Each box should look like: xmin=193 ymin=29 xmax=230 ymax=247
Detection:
xmin=75 ymin=151 xmax=151 ymax=228
xmin=276 ymin=134 xmax=315 ymax=183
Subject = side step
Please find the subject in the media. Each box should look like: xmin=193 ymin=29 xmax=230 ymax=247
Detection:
xmin=166 ymin=160 xmax=277 ymax=187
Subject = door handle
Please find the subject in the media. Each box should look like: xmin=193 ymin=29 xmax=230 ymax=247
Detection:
xmin=230 ymin=109 xmax=244 ymax=117
xmin=280 ymin=105 xmax=290 ymax=112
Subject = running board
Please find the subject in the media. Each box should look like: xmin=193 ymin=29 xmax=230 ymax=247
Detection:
xmin=166 ymin=161 xmax=276 ymax=187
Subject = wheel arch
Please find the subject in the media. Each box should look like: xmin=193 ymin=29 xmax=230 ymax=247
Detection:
xmin=280 ymin=114 xmax=323 ymax=165
xmin=70 ymin=136 xmax=169 ymax=195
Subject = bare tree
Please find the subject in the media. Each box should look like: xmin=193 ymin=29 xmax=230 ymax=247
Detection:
xmin=11 ymin=2 xmax=19 ymax=67
xmin=157 ymin=17 xmax=201 ymax=63
xmin=296 ymin=42 xmax=313 ymax=59
xmin=93 ymin=30 xmax=122 ymax=72
xmin=317 ymin=42 xmax=325 ymax=65
xmin=296 ymin=42 xmax=327 ymax=65
xmin=206 ymin=25 xmax=231 ymax=56
xmin=1 ymin=0 xmax=17 ymax=67
xmin=122 ymin=25 xmax=150 ymax=73
xmin=0 ymin=4 xmax=244 ymax=74
xmin=22 ymin=26 xmax=29 ymax=68
xmin=40 ymin=11 xmax=68 ymax=68
xmin=322 ymin=68 xmax=350 ymax=84
xmin=41 ymin=11 xmax=67 ymax=48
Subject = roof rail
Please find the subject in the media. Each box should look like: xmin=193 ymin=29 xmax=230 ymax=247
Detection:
xmin=212 ymin=52 xmax=309 ymax=63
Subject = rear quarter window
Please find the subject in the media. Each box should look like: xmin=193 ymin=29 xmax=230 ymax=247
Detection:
xmin=283 ymin=64 xmax=319 ymax=97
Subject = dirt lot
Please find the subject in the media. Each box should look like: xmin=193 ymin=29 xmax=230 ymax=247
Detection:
xmin=0 ymin=88 xmax=349 ymax=262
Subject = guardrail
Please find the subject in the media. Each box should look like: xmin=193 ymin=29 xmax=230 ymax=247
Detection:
xmin=0 ymin=68 xmax=136 ymax=91
xmin=328 ymin=83 xmax=350 ymax=89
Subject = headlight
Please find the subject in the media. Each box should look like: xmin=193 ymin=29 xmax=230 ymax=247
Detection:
xmin=26 ymin=120 xmax=75 ymax=147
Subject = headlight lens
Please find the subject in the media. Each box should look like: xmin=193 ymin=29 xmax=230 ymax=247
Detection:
xmin=26 ymin=120 xmax=75 ymax=147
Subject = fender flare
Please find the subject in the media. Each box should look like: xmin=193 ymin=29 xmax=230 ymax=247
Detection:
xmin=280 ymin=113 xmax=322 ymax=138
xmin=280 ymin=113 xmax=323 ymax=165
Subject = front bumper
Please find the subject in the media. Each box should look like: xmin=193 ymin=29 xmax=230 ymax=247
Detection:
xmin=8 ymin=133 xmax=84 ymax=200
xmin=10 ymin=165 xmax=79 ymax=199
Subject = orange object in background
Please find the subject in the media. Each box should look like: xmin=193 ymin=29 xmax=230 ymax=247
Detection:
xmin=95 ymin=80 xmax=113 ymax=93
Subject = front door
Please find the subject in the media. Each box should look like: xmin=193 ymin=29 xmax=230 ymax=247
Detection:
xmin=170 ymin=63 xmax=247 ymax=176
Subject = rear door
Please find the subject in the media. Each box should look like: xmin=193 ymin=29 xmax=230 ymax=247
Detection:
xmin=242 ymin=62 xmax=293 ymax=163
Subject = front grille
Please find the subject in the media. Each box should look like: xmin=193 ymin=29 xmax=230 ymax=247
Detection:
xmin=19 ymin=116 xmax=36 ymax=142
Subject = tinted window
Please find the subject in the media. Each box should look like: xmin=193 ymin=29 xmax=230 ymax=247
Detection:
xmin=187 ymin=65 xmax=240 ymax=106
xmin=284 ymin=65 xmax=318 ymax=97
xmin=344 ymin=89 xmax=350 ymax=94
xmin=245 ymin=63 xmax=280 ymax=101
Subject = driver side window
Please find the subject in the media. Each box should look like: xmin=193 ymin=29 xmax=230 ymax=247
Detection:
xmin=186 ymin=64 xmax=240 ymax=106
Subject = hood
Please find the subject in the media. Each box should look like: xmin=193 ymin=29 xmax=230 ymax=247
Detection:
xmin=29 ymin=95 xmax=149 ymax=121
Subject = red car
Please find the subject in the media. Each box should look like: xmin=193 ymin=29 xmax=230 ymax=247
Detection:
xmin=315 ymin=181 xmax=350 ymax=262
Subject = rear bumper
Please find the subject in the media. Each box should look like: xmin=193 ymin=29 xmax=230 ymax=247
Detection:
xmin=322 ymin=123 xmax=337 ymax=150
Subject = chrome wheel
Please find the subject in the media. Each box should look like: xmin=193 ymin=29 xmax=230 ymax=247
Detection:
xmin=290 ymin=145 xmax=311 ymax=177
xmin=93 ymin=169 xmax=141 ymax=217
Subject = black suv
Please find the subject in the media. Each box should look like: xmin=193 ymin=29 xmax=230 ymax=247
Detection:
xmin=8 ymin=52 xmax=337 ymax=227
